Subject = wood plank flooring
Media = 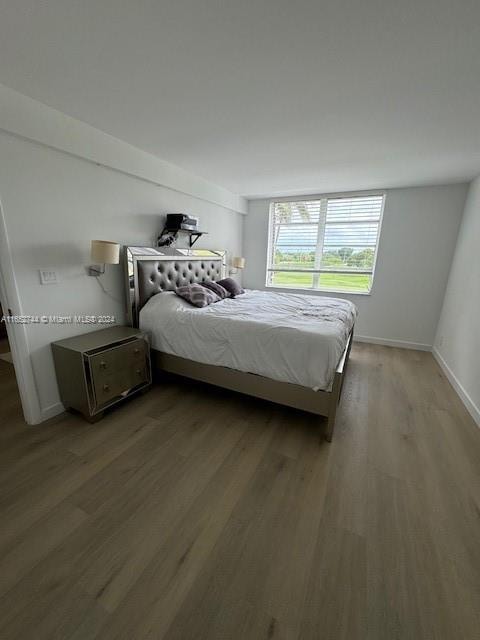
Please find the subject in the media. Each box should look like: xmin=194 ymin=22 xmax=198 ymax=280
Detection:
xmin=0 ymin=344 xmax=479 ymax=639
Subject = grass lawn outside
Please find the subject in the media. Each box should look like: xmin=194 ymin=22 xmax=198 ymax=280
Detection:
xmin=270 ymin=271 xmax=372 ymax=292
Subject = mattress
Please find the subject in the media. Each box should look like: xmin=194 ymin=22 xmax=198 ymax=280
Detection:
xmin=139 ymin=289 xmax=357 ymax=391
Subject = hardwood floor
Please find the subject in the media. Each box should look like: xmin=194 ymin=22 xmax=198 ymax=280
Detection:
xmin=0 ymin=344 xmax=479 ymax=639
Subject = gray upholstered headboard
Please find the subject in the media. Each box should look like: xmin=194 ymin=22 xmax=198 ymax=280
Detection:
xmin=124 ymin=247 xmax=227 ymax=327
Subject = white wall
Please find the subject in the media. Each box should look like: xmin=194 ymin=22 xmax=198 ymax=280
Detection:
xmin=0 ymin=83 xmax=247 ymax=215
xmin=244 ymin=185 xmax=468 ymax=349
xmin=0 ymin=86 xmax=245 ymax=422
xmin=434 ymin=176 xmax=480 ymax=426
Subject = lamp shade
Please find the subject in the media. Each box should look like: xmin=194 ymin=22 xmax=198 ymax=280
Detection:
xmin=232 ymin=256 xmax=245 ymax=269
xmin=91 ymin=240 xmax=120 ymax=265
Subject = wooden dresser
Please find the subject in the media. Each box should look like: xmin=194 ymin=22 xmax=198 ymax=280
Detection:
xmin=52 ymin=326 xmax=151 ymax=422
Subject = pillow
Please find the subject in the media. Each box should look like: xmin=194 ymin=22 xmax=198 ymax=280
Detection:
xmin=175 ymin=284 xmax=220 ymax=308
xmin=201 ymin=280 xmax=231 ymax=299
xmin=217 ymin=277 xmax=245 ymax=298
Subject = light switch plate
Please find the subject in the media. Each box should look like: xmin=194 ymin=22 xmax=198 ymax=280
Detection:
xmin=39 ymin=269 xmax=58 ymax=285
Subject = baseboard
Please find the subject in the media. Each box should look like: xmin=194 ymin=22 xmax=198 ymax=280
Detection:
xmin=354 ymin=335 xmax=432 ymax=351
xmin=41 ymin=402 xmax=65 ymax=422
xmin=432 ymin=348 xmax=480 ymax=428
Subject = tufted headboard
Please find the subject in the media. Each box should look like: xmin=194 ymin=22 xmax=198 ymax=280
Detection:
xmin=124 ymin=247 xmax=227 ymax=327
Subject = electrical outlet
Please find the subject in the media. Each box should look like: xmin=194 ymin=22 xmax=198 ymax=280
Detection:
xmin=39 ymin=269 xmax=58 ymax=285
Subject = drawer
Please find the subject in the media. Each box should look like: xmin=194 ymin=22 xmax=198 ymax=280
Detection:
xmin=93 ymin=365 xmax=149 ymax=406
xmin=88 ymin=338 xmax=150 ymax=407
xmin=90 ymin=338 xmax=147 ymax=379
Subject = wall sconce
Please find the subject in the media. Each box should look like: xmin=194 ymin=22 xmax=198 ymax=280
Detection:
xmin=88 ymin=240 xmax=120 ymax=276
xmin=230 ymin=256 xmax=245 ymax=275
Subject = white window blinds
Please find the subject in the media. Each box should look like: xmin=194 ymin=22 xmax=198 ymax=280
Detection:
xmin=267 ymin=193 xmax=385 ymax=293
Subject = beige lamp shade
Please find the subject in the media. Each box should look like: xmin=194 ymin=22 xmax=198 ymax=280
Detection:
xmin=91 ymin=240 xmax=120 ymax=265
xmin=232 ymin=256 xmax=245 ymax=269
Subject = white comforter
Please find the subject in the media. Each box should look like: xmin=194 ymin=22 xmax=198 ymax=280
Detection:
xmin=139 ymin=289 xmax=357 ymax=391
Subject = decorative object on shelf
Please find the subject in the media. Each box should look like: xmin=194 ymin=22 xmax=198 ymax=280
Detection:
xmin=88 ymin=240 xmax=120 ymax=276
xmin=165 ymin=214 xmax=199 ymax=231
xmin=229 ymin=256 xmax=246 ymax=275
xmin=157 ymin=232 xmax=177 ymax=248
xmin=157 ymin=213 xmax=207 ymax=248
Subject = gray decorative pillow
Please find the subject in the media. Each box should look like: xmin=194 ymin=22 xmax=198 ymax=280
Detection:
xmin=175 ymin=284 xmax=221 ymax=308
xmin=201 ymin=280 xmax=231 ymax=299
xmin=217 ymin=277 xmax=245 ymax=298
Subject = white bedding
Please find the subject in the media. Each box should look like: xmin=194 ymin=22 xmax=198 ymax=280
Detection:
xmin=139 ymin=289 xmax=357 ymax=391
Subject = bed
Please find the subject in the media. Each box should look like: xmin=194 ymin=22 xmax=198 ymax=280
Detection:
xmin=124 ymin=247 xmax=355 ymax=441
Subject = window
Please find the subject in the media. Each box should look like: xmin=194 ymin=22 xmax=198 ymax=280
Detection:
xmin=266 ymin=193 xmax=385 ymax=294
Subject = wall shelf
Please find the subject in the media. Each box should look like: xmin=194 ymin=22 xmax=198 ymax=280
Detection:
xmin=157 ymin=227 xmax=207 ymax=248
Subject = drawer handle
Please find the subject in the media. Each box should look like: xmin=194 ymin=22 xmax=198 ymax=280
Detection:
xmin=103 ymin=384 xmax=110 ymax=392
xmin=100 ymin=361 xmax=107 ymax=369
xmin=134 ymin=348 xmax=140 ymax=355
xmin=136 ymin=369 xmax=142 ymax=376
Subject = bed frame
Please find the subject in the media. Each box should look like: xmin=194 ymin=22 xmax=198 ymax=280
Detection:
xmin=124 ymin=246 xmax=353 ymax=441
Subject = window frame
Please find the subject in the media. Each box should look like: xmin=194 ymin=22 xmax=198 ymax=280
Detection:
xmin=265 ymin=190 xmax=386 ymax=296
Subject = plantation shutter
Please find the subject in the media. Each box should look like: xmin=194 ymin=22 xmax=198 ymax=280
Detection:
xmin=267 ymin=193 xmax=384 ymax=293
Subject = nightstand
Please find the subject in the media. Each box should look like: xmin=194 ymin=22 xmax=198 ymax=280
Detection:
xmin=52 ymin=326 xmax=151 ymax=422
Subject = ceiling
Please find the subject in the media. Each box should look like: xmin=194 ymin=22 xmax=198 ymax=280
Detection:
xmin=0 ymin=0 xmax=479 ymax=198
